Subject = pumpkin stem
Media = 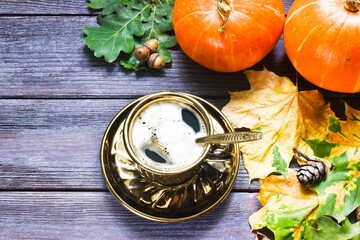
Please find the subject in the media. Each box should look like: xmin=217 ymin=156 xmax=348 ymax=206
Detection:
xmin=344 ymin=0 xmax=360 ymax=12
xmin=217 ymin=0 xmax=232 ymax=33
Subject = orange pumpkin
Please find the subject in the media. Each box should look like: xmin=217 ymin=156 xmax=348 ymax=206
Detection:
xmin=172 ymin=0 xmax=285 ymax=72
xmin=284 ymin=0 xmax=360 ymax=93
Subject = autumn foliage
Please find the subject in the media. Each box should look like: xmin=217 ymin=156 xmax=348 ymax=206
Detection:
xmin=222 ymin=69 xmax=360 ymax=239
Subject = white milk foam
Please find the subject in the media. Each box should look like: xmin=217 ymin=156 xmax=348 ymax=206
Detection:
xmin=130 ymin=100 xmax=207 ymax=171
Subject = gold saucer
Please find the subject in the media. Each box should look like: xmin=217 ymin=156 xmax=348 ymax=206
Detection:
xmin=100 ymin=93 xmax=240 ymax=222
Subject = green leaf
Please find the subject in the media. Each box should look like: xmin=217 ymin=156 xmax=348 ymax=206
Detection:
xmin=304 ymin=216 xmax=360 ymax=240
xmin=306 ymin=138 xmax=338 ymax=158
xmin=88 ymin=0 xmax=124 ymax=15
xmin=272 ymin=145 xmax=287 ymax=175
xmin=314 ymin=149 xmax=360 ymax=222
xmin=247 ymin=100 xmax=360 ymax=239
xmin=329 ymin=116 xmax=342 ymax=133
xmin=83 ymin=0 xmax=177 ymax=70
xmin=264 ymin=207 xmax=316 ymax=240
xmin=83 ymin=13 xmax=145 ymax=62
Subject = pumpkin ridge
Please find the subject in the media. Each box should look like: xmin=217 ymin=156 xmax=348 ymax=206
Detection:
xmin=320 ymin=15 xmax=349 ymax=87
xmin=174 ymin=10 xmax=215 ymax=25
xmin=285 ymin=1 xmax=318 ymax=24
xmin=291 ymin=10 xmax=344 ymax=66
xmin=191 ymin=16 xmax=214 ymax=59
xmin=261 ymin=5 xmax=285 ymax=18
xmin=231 ymin=11 xmax=269 ymax=34
xmin=233 ymin=3 xmax=284 ymax=18
xmin=292 ymin=25 xmax=319 ymax=67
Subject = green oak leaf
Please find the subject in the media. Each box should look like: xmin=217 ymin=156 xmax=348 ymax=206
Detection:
xmin=304 ymin=216 xmax=360 ymax=240
xmin=83 ymin=11 xmax=146 ymax=62
xmin=83 ymin=0 xmax=177 ymax=70
xmin=88 ymin=0 xmax=124 ymax=15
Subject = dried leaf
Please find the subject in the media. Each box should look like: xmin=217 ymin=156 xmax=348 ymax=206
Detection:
xmin=250 ymin=110 xmax=360 ymax=239
xmin=324 ymin=104 xmax=360 ymax=147
xmin=250 ymin=169 xmax=360 ymax=240
xmin=222 ymin=68 xmax=334 ymax=180
xmin=249 ymin=170 xmax=319 ymax=240
xmin=306 ymin=105 xmax=360 ymax=222
xmin=234 ymin=69 xmax=360 ymax=239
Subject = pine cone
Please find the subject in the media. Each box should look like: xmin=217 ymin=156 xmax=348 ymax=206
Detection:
xmin=293 ymin=147 xmax=328 ymax=186
xmin=297 ymin=159 xmax=327 ymax=185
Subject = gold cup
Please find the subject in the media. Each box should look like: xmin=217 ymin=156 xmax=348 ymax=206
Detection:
xmin=101 ymin=91 xmax=250 ymax=221
xmin=123 ymin=91 xmax=214 ymax=185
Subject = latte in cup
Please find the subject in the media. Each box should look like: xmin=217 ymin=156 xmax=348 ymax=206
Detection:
xmin=129 ymin=100 xmax=208 ymax=172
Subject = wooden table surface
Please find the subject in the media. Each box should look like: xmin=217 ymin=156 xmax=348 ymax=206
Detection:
xmin=1 ymin=1 xmax=359 ymax=239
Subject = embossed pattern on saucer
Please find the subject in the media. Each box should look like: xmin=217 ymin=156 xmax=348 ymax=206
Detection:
xmin=100 ymin=94 xmax=240 ymax=222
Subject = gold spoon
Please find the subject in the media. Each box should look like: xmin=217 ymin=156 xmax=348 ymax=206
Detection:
xmin=195 ymin=128 xmax=262 ymax=144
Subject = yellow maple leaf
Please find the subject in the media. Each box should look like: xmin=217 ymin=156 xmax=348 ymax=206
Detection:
xmin=325 ymin=103 xmax=360 ymax=147
xmin=222 ymin=68 xmax=335 ymax=180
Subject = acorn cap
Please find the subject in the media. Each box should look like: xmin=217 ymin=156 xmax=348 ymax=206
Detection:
xmin=148 ymin=53 xmax=164 ymax=69
xmin=144 ymin=39 xmax=159 ymax=53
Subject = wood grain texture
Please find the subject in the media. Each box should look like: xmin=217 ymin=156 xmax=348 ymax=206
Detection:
xmin=0 ymin=0 xmax=92 ymax=15
xmin=0 ymin=191 xmax=261 ymax=240
xmin=0 ymin=15 xmax=290 ymax=98
xmin=0 ymin=0 xmax=294 ymax=15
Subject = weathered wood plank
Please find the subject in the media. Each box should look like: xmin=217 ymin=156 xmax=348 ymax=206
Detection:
xmin=0 ymin=0 xmax=294 ymax=15
xmin=2 ymin=16 xmax=356 ymax=99
xmin=0 ymin=191 xmax=261 ymax=240
xmin=0 ymin=0 xmax=92 ymax=15
xmin=0 ymin=16 xmax=278 ymax=98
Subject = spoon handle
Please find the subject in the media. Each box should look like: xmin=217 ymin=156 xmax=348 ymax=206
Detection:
xmin=195 ymin=131 xmax=262 ymax=144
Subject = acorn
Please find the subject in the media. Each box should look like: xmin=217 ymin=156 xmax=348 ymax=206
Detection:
xmin=144 ymin=39 xmax=158 ymax=54
xmin=134 ymin=45 xmax=150 ymax=62
xmin=148 ymin=53 xmax=164 ymax=69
